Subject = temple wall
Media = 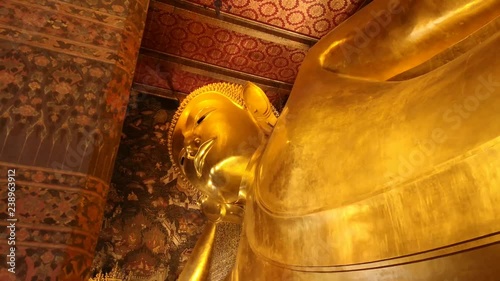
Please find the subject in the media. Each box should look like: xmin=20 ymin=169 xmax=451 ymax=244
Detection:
xmin=0 ymin=0 xmax=149 ymax=279
xmin=91 ymin=93 xmax=206 ymax=281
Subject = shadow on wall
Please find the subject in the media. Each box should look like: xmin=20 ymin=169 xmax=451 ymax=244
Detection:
xmin=91 ymin=93 xmax=206 ymax=281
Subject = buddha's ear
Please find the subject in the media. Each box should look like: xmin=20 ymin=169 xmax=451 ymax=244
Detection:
xmin=243 ymin=82 xmax=277 ymax=135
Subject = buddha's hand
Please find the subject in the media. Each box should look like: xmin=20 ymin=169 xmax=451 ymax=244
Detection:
xmin=200 ymin=195 xmax=244 ymax=224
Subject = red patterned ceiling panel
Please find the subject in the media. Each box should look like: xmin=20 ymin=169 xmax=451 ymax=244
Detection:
xmin=134 ymin=55 xmax=222 ymax=94
xmin=134 ymin=54 xmax=290 ymax=107
xmin=142 ymin=4 xmax=307 ymax=84
xmin=181 ymin=0 xmax=364 ymax=38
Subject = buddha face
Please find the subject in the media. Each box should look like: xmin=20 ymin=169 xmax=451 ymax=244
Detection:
xmin=171 ymin=92 xmax=263 ymax=203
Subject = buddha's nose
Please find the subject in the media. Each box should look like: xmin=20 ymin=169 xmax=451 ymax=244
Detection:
xmin=185 ymin=137 xmax=201 ymax=159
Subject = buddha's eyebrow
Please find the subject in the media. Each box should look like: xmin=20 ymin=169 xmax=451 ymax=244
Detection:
xmin=183 ymin=109 xmax=201 ymax=128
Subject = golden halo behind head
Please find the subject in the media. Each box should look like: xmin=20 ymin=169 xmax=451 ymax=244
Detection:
xmin=167 ymin=82 xmax=246 ymax=192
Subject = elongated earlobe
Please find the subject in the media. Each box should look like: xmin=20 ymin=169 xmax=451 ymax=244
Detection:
xmin=242 ymin=82 xmax=278 ymax=135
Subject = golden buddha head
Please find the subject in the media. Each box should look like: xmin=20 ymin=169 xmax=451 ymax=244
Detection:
xmin=168 ymin=82 xmax=278 ymax=204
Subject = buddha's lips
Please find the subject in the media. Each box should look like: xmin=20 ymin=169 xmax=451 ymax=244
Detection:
xmin=194 ymin=138 xmax=215 ymax=178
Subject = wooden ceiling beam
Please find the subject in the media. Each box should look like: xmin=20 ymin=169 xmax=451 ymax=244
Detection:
xmin=132 ymin=83 xmax=186 ymax=101
xmin=154 ymin=0 xmax=316 ymax=49
xmin=140 ymin=47 xmax=294 ymax=90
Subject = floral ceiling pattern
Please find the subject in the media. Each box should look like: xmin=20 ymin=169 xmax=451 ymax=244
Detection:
xmin=142 ymin=5 xmax=307 ymax=84
xmin=132 ymin=0 xmax=368 ymax=109
xmin=183 ymin=0 xmax=365 ymax=38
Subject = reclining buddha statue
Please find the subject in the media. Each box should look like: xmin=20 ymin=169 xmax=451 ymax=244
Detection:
xmin=167 ymin=0 xmax=500 ymax=280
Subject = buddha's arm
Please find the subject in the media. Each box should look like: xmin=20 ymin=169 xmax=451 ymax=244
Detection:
xmin=178 ymin=199 xmax=244 ymax=281
xmin=178 ymin=221 xmax=216 ymax=281
xmin=309 ymin=0 xmax=500 ymax=81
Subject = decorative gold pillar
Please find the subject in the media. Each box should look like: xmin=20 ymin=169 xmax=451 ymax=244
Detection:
xmin=0 ymin=0 xmax=149 ymax=279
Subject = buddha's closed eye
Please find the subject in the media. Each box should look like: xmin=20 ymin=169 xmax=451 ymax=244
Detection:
xmin=178 ymin=148 xmax=187 ymax=174
xmin=197 ymin=115 xmax=207 ymax=125
xmin=195 ymin=109 xmax=215 ymax=127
